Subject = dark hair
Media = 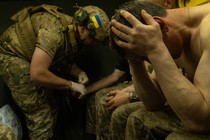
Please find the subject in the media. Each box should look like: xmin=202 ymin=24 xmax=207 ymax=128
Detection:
xmin=110 ymin=0 xmax=167 ymax=57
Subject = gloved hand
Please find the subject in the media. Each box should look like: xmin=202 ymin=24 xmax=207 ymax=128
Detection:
xmin=71 ymin=81 xmax=87 ymax=99
xmin=78 ymin=71 xmax=89 ymax=85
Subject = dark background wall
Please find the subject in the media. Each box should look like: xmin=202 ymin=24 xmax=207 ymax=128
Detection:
xmin=0 ymin=0 xmax=127 ymax=34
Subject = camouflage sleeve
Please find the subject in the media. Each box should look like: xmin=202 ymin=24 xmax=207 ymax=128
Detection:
xmin=32 ymin=12 xmax=65 ymax=59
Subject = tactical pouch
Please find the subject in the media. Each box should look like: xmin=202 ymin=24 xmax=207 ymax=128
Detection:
xmin=10 ymin=4 xmax=69 ymax=60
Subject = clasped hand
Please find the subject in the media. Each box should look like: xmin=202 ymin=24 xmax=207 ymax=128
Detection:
xmin=105 ymin=90 xmax=130 ymax=110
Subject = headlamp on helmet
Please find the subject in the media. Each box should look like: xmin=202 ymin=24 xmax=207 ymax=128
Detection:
xmin=74 ymin=5 xmax=109 ymax=41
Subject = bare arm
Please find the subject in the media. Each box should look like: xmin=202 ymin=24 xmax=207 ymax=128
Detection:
xmin=128 ymin=60 xmax=165 ymax=110
xmin=148 ymin=14 xmax=210 ymax=133
xmin=112 ymin=10 xmax=210 ymax=133
xmin=86 ymin=69 xmax=125 ymax=94
xmin=30 ymin=47 xmax=72 ymax=89
xmin=121 ymin=84 xmax=134 ymax=92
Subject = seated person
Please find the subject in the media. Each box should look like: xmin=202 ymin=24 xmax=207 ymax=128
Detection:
xmin=84 ymin=57 xmax=132 ymax=137
xmin=93 ymin=0 xmax=176 ymax=139
xmin=110 ymin=0 xmax=210 ymax=140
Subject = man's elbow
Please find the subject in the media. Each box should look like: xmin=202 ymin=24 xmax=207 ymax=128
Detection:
xmin=185 ymin=113 xmax=210 ymax=134
xmin=30 ymin=70 xmax=43 ymax=83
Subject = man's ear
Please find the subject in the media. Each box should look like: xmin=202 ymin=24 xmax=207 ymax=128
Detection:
xmin=153 ymin=16 xmax=169 ymax=33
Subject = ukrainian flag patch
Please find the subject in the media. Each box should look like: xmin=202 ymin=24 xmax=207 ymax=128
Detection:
xmin=91 ymin=15 xmax=102 ymax=28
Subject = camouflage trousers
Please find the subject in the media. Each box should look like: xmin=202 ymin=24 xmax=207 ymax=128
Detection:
xmin=85 ymin=83 xmax=130 ymax=136
xmin=0 ymin=54 xmax=57 ymax=140
xmin=0 ymin=124 xmax=16 ymax=140
xmin=110 ymin=102 xmax=210 ymax=140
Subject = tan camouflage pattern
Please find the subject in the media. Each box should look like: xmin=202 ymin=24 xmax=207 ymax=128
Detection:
xmin=86 ymin=92 xmax=96 ymax=134
xmin=0 ymin=124 xmax=16 ymax=140
xmin=109 ymin=102 xmax=143 ymax=140
xmin=85 ymin=83 xmax=130 ymax=137
xmin=110 ymin=101 xmax=210 ymax=140
xmin=123 ymin=103 xmax=185 ymax=140
xmin=0 ymin=11 xmax=74 ymax=62
xmin=0 ymin=10 xmax=75 ymax=139
xmin=166 ymin=132 xmax=210 ymax=140
xmin=0 ymin=54 xmax=57 ymax=140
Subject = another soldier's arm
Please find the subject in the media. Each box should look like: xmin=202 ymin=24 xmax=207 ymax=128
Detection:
xmin=86 ymin=68 xmax=125 ymax=94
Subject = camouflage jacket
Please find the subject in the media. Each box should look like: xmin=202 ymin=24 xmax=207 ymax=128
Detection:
xmin=0 ymin=5 xmax=78 ymax=68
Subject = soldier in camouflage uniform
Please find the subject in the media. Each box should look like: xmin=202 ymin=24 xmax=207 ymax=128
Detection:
xmin=109 ymin=0 xmax=210 ymax=140
xmin=85 ymin=57 xmax=132 ymax=137
xmin=0 ymin=4 xmax=109 ymax=140
xmin=86 ymin=82 xmax=132 ymax=137
xmin=95 ymin=84 xmax=139 ymax=140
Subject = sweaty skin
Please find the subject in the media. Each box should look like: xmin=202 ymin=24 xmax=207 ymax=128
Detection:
xmin=111 ymin=4 xmax=210 ymax=133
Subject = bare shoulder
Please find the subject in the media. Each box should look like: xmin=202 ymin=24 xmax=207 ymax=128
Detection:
xmin=199 ymin=13 xmax=210 ymax=51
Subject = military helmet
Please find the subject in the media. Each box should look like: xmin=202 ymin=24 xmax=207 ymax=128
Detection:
xmin=74 ymin=5 xmax=110 ymax=41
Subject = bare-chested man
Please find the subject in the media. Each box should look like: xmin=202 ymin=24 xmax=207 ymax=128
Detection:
xmin=110 ymin=1 xmax=210 ymax=139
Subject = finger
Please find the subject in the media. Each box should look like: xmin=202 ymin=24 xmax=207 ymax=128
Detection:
xmin=111 ymin=19 xmax=132 ymax=35
xmin=106 ymin=99 xmax=114 ymax=107
xmin=120 ymin=10 xmax=143 ymax=27
xmin=114 ymin=37 xmax=130 ymax=49
xmin=141 ymin=10 xmax=157 ymax=26
xmin=108 ymin=104 xmax=116 ymax=111
xmin=108 ymin=91 xmax=117 ymax=96
xmin=105 ymin=96 xmax=114 ymax=102
xmin=111 ymin=26 xmax=129 ymax=43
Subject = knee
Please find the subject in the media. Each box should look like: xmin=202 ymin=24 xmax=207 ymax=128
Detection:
xmin=126 ymin=111 xmax=143 ymax=129
xmin=111 ymin=106 xmax=126 ymax=125
xmin=127 ymin=112 xmax=137 ymax=124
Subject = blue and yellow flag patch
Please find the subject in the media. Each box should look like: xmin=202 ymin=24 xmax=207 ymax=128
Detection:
xmin=90 ymin=15 xmax=102 ymax=28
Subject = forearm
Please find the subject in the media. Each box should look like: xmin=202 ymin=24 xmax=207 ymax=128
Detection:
xmin=86 ymin=75 xmax=117 ymax=94
xmin=31 ymin=69 xmax=72 ymax=90
xmin=121 ymin=84 xmax=134 ymax=93
xmin=148 ymin=46 xmax=207 ymax=130
xmin=86 ymin=69 xmax=125 ymax=94
xmin=128 ymin=60 xmax=165 ymax=110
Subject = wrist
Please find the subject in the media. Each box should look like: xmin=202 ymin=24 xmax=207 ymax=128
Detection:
xmin=129 ymin=92 xmax=140 ymax=103
xmin=69 ymin=81 xmax=72 ymax=89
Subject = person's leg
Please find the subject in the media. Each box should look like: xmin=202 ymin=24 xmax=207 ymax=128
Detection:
xmin=86 ymin=83 xmax=129 ymax=139
xmin=109 ymin=102 xmax=143 ymax=140
xmin=86 ymin=93 xmax=97 ymax=136
xmin=95 ymin=83 xmax=129 ymax=140
xmin=125 ymin=105 xmax=185 ymax=140
xmin=166 ymin=132 xmax=210 ymax=140
xmin=0 ymin=54 xmax=57 ymax=140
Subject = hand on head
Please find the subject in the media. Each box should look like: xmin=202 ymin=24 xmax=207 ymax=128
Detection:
xmin=110 ymin=9 xmax=164 ymax=60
